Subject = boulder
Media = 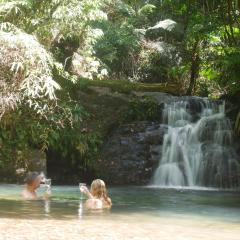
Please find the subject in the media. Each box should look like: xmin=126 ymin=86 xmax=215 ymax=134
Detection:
xmin=97 ymin=122 xmax=168 ymax=185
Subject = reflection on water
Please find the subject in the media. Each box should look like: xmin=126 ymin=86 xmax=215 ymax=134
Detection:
xmin=44 ymin=200 xmax=50 ymax=216
xmin=0 ymin=185 xmax=240 ymax=222
xmin=78 ymin=200 xmax=84 ymax=219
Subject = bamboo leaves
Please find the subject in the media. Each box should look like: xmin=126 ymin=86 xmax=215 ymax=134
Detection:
xmin=0 ymin=27 xmax=60 ymax=116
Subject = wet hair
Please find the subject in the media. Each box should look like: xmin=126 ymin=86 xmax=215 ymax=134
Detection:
xmin=25 ymin=172 xmax=40 ymax=185
xmin=90 ymin=179 xmax=111 ymax=206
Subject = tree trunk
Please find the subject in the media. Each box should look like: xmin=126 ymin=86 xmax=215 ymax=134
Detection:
xmin=227 ymin=0 xmax=237 ymax=45
xmin=186 ymin=41 xmax=200 ymax=95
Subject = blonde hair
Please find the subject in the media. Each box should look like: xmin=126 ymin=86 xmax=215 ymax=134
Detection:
xmin=90 ymin=179 xmax=111 ymax=206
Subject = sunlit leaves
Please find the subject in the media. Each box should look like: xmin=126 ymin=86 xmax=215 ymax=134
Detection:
xmin=0 ymin=0 xmax=30 ymax=17
xmin=0 ymin=0 xmax=109 ymax=80
xmin=0 ymin=26 xmax=60 ymax=116
xmin=148 ymin=19 xmax=177 ymax=31
xmin=138 ymin=4 xmax=156 ymax=16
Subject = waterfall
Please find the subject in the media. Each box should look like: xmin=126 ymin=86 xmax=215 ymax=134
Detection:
xmin=152 ymin=97 xmax=240 ymax=188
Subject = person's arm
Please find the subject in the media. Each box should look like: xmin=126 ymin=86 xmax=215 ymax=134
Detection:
xmin=108 ymin=198 xmax=112 ymax=207
xmin=80 ymin=186 xmax=93 ymax=199
xmin=102 ymin=197 xmax=112 ymax=209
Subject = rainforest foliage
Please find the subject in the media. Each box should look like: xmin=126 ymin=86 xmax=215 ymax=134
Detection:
xmin=0 ymin=0 xmax=239 ymax=179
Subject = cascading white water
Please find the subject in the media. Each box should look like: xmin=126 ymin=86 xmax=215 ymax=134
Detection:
xmin=152 ymin=97 xmax=240 ymax=188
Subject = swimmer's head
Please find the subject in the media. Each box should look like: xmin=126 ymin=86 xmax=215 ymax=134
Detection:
xmin=90 ymin=179 xmax=107 ymax=198
xmin=25 ymin=172 xmax=42 ymax=189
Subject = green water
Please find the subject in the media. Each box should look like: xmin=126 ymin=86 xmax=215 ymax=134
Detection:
xmin=0 ymin=185 xmax=239 ymax=222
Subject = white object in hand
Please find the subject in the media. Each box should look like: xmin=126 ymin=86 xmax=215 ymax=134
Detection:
xmin=45 ymin=179 xmax=51 ymax=188
xmin=79 ymin=183 xmax=86 ymax=191
xmin=79 ymin=183 xmax=87 ymax=199
xmin=44 ymin=179 xmax=52 ymax=195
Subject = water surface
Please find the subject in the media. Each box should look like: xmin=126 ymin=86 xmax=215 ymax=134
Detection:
xmin=1 ymin=185 xmax=240 ymax=240
xmin=0 ymin=185 xmax=239 ymax=222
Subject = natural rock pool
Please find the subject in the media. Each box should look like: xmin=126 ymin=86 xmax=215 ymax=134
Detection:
xmin=0 ymin=185 xmax=239 ymax=240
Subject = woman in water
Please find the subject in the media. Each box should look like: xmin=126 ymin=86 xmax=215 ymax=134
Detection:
xmin=22 ymin=172 xmax=51 ymax=200
xmin=80 ymin=179 xmax=112 ymax=209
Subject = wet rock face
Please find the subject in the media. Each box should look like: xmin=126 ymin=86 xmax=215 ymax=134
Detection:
xmin=98 ymin=122 xmax=168 ymax=185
